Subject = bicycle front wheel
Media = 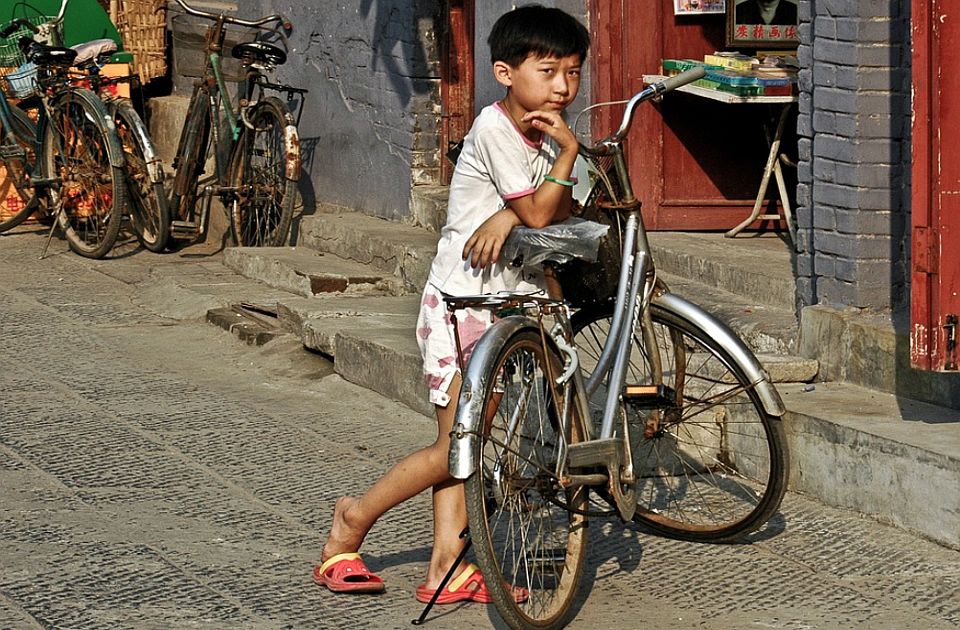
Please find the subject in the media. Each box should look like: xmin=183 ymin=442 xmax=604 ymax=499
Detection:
xmin=45 ymin=89 xmax=126 ymax=259
xmin=227 ymin=96 xmax=297 ymax=246
xmin=112 ymin=98 xmax=169 ymax=252
xmin=464 ymin=328 xmax=587 ymax=630
xmin=572 ymin=301 xmax=788 ymax=543
xmin=0 ymin=104 xmax=40 ymax=232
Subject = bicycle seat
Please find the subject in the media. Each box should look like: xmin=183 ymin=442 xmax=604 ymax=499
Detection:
xmin=22 ymin=40 xmax=78 ymax=67
xmin=71 ymin=39 xmax=118 ymax=67
xmin=231 ymin=41 xmax=286 ymax=66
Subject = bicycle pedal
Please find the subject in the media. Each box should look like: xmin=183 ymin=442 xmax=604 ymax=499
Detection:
xmin=623 ymin=384 xmax=677 ymax=409
xmin=170 ymin=220 xmax=201 ymax=240
xmin=0 ymin=144 xmax=25 ymax=159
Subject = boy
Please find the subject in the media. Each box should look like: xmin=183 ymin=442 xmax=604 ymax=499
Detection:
xmin=315 ymin=4 xmax=589 ymax=602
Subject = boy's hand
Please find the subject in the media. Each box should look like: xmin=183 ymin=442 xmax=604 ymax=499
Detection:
xmin=522 ymin=110 xmax=578 ymax=154
xmin=463 ymin=209 xmax=522 ymax=269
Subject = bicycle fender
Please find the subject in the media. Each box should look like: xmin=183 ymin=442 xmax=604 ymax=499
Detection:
xmin=112 ymin=100 xmax=164 ymax=183
xmin=67 ymin=88 xmax=127 ymax=169
xmin=283 ymin=122 xmax=300 ymax=181
xmin=448 ymin=315 xmax=539 ymax=480
xmin=653 ymin=292 xmax=786 ymax=417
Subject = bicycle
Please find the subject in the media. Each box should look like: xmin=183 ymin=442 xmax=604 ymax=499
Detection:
xmin=0 ymin=1 xmax=127 ymax=259
xmin=166 ymin=0 xmax=305 ymax=248
xmin=444 ymin=67 xmax=790 ymax=630
xmin=72 ymin=37 xmax=171 ymax=252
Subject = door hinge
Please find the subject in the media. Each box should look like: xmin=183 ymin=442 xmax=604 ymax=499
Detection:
xmin=914 ymin=226 xmax=940 ymax=274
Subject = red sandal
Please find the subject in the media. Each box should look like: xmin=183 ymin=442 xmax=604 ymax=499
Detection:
xmin=313 ymin=553 xmax=385 ymax=594
xmin=415 ymin=563 xmax=527 ymax=604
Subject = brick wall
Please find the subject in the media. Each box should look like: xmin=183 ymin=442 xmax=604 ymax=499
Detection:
xmin=239 ymin=0 xmax=442 ymax=221
xmin=795 ymin=0 xmax=911 ymax=310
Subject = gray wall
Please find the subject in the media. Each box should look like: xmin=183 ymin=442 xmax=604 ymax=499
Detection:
xmin=795 ymin=0 xmax=911 ymax=311
xmin=236 ymin=0 xmax=442 ymax=221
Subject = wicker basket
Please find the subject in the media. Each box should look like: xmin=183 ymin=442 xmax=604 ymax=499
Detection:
xmin=0 ymin=16 xmax=51 ymax=99
xmin=109 ymin=0 xmax=167 ymax=84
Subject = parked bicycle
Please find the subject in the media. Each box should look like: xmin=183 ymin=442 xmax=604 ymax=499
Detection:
xmin=445 ymin=68 xmax=790 ymax=630
xmin=74 ymin=38 xmax=171 ymax=253
xmin=0 ymin=1 xmax=128 ymax=258
xmin=166 ymin=0 xmax=305 ymax=248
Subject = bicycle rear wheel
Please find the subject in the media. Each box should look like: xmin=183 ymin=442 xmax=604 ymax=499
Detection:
xmin=464 ymin=328 xmax=587 ymax=630
xmin=168 ymin=90 xmax=211 ymax=234
xmin=572 ymin=301 xmax=788 ymax=543
xmin=0 ymin=105 xmax=40 ymax=232
xmin=227 ymin=96 xmax=297 ymax=246
xmin=45 ymin=89 xmax=126 ymax=259
xmin=112 ymin=98 xmax=169 ymax=252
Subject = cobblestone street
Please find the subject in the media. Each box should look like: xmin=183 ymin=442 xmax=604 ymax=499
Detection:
xmin=1 ymin=228 xmax=958 ymax=629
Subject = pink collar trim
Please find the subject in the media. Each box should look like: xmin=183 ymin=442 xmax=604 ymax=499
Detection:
xmin=493 ymin=102 xmax=542 ymax=149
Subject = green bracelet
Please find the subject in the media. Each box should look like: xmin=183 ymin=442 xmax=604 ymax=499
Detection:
xmin=543 ymin=174 xmax=576 ymax=187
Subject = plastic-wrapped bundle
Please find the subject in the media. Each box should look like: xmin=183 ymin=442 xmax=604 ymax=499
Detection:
xmin=502 ymin=218 xmax=610 ymax=268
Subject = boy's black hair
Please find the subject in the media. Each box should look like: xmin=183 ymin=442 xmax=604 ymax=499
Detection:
xmin=488 ymin=4 xmax=590 ymax=67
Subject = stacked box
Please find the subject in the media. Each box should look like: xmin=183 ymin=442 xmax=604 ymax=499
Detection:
xmin=703 ymin=52 xmax=755 ymax=72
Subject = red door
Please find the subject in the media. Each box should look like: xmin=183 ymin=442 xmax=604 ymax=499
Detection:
xmin=440 ymin=0 xmax=475 ymax=184
xmin=912 ymin=0 xmax=960 ymax=371
xmin=589 ymin=1 xmax=784 ymax=230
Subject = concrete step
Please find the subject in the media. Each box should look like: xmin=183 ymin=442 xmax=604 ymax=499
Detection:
xmin=649 ymin=232 xmax=796 ymax=312
xmin=780 ymin=381 xmax=960 ymax=549
xmin=223 ymin=247 xmax=406 ymax=298
xmin=659 ymin=270 xmax=800 ymax=356
xmin=297 ymin=211 xmax=437 ymax=292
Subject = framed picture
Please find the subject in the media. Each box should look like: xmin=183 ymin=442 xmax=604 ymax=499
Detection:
xmin=726 ymin=0 xmax=799 ymax=48
xmin=674 ymin=0 xmax=726 ymax=15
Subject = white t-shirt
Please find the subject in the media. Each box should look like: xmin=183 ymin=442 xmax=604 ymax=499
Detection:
xmin=426 ymin=102 xmax=558 ymax=295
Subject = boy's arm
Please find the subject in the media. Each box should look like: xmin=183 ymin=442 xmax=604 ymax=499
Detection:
xmin=507 ymin=109 xmax=578 ymax=229
xmin=462 ymin=110 xmax=578 ymax=268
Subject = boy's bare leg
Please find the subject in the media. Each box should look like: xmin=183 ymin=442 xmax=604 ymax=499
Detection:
xmin=424 ymin=391 xmax=469 ymax=589
xmin=321 ymin=374 xmax=463 ymax=565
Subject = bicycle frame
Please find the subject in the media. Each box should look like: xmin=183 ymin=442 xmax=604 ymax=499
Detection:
xmin=0 ymin=92 xmax=43 ymax=194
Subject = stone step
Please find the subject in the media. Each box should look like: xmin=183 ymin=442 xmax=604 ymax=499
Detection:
xmin=780 ymin=381 xmax=960 ymax=549
xmin=223 ymin=247 xmax=405 ymax=298
xmin=649 ymin=231 xmax=796 ymax=312
xmin=298 ymin=211 xmax=437 ymax=292
xmin=659 ymin=270 xmax=800 ymax=356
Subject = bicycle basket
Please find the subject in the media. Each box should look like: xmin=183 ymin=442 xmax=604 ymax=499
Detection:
xmin=553 ymin=158 xmax=626 ymax=309
xmin=0 ymin=15 xmax=52 ymax=99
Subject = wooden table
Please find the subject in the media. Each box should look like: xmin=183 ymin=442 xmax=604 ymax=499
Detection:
xmin=644 ymin=75 xmax=798 ymax=242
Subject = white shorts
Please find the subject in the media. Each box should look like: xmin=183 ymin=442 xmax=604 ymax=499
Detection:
xmin=415 ymin=283 xmax=496 ymax=407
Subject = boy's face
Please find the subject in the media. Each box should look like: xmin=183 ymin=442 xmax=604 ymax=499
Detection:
xmin=495 ymin=52 xmax=583 ymax=115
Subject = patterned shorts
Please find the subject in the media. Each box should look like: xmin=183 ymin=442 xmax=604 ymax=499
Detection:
xmin=415 ymin=283 xmax=495 ymax=407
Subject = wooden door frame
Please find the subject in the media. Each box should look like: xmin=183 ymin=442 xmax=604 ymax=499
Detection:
xmin=440 ymin=0 xmax=475 ymax=184
xmin=912 ymin=0 xmax=960 ymax=371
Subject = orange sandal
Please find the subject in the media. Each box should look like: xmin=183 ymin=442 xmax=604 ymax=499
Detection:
xmin=313 ymin=553 xmax=385 ymax=594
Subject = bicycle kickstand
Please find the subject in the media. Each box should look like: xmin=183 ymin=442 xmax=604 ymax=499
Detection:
xmin=411 ymin=527 xmax=471 ymax=626
xmin=39 ymin=203 xmax=64 ymax=260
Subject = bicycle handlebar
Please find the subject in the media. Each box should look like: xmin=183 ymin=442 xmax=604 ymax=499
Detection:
xmin=168 ymin=0 xmax=291 ymax=31
xmin=582 ymin=66 xmax=706 ymax=156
